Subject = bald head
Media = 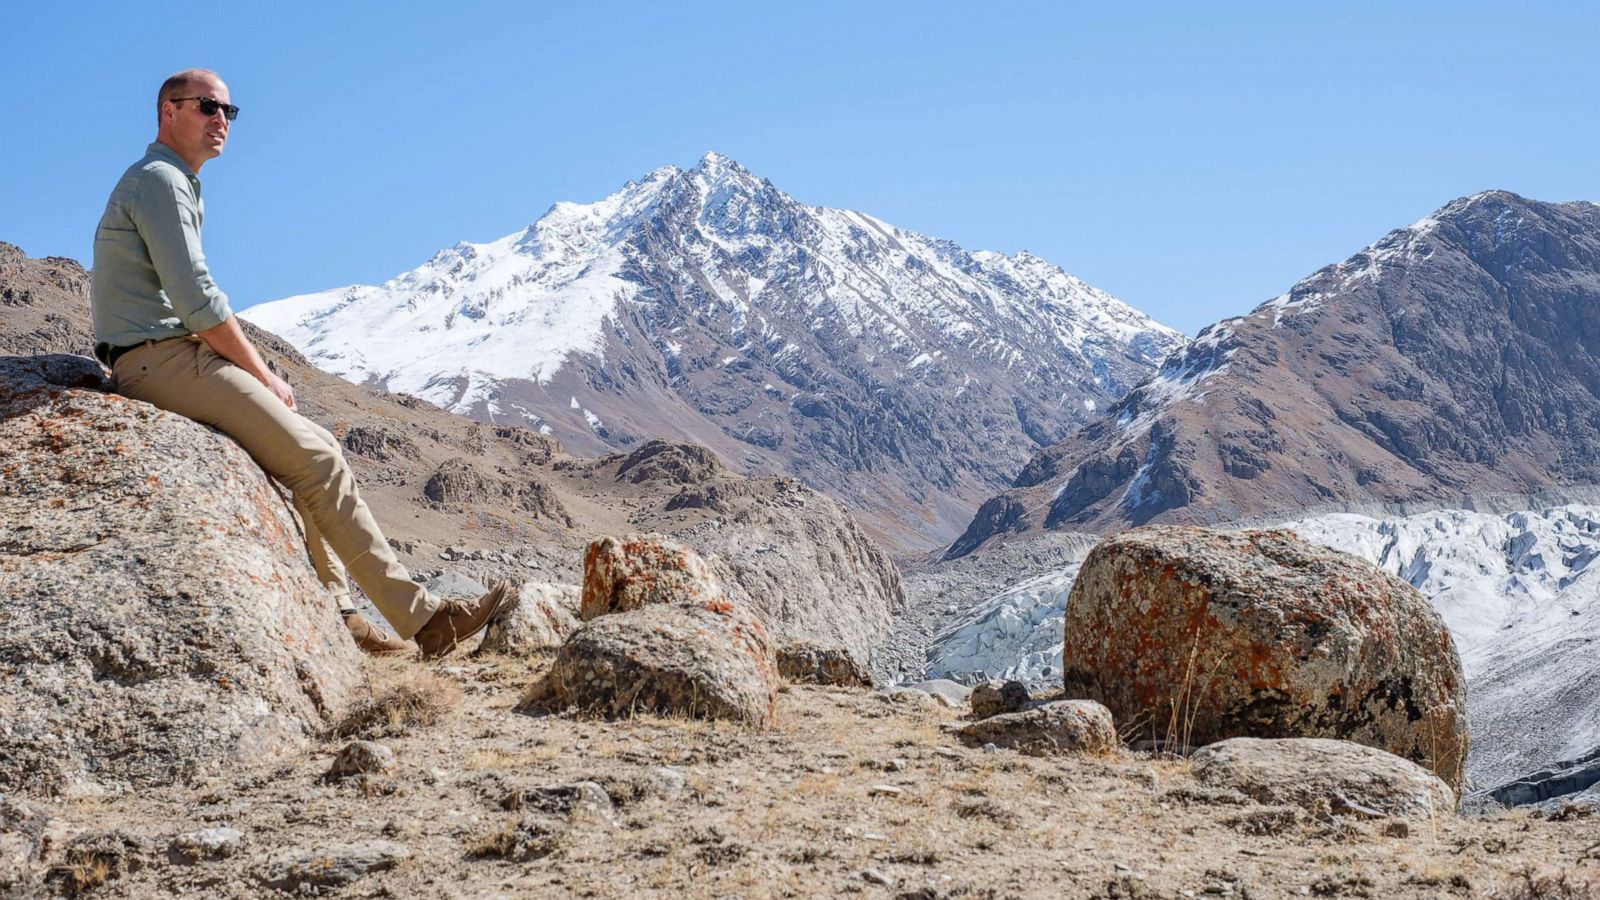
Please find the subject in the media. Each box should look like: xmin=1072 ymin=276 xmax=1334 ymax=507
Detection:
xmin=154 ymin=69 xmax=232 ymax=173
xmin=156 ymin=69 xmax=224 ymax=125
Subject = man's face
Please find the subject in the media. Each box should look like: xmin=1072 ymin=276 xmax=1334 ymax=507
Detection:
xmin=164 ymin=76 xmax=231 ymax=163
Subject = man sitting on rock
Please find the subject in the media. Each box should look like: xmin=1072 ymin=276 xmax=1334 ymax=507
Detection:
xmin=89 ymin=68 xmax=509 ymax=657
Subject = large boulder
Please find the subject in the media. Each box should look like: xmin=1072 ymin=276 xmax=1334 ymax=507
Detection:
xmin=531 ymin=536 xmax=778 ymax=724
xmin=1191 ymin=737 xmax=1457 ymax=820
xmin=1061 ymin=526 xmax=1468 ymax=791
xmin=0 ymin=355 xmax=363 ymax=798
xmin=536 ymin=601 xmax=777 ymax=725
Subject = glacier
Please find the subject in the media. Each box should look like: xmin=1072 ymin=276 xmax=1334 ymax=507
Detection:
xmin=924 ymin=505 xmax=1600 ymax=803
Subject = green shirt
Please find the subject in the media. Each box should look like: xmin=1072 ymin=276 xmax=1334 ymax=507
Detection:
xmin=90 ymin=142 xmax=234 ymax=346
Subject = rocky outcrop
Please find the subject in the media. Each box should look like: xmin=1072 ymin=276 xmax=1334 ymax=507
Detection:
xmin=954 ymin=700 xmax=1117 ymax=756
xmin=952 ymin=192 xmax=1600 ymax=551
xmin=530 ymin=537 xmax=778 ymax=724
xmin=0 ymin=243 xmax=92 ymax=358
xmin=1061 ymin=526 xmax=1468 ymax=791
xmin=478 ymin=582 xmax=582 ymax=655
xmin=672 ymin=479 xmax=903 ymax=666
xmin=614 ymin=440 xmax=724 ymax=486
xmin=422 ymin=457 xmax=572 ymax=524
xmin=0 ymin=355 xmax=363 ymax=798
xmin=1191 ymin=738 xmax=1457 ymax=819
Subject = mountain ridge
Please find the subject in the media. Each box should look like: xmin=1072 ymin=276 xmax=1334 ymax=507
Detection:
xmin=245 ymin=152 xmax=1186 ymax=551
xmin=947 ymin=189 xmax=1600 ymax=556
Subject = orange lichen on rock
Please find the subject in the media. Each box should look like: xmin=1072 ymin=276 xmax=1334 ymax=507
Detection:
xmin=1061 ymin=526 xmax=1468 ymax=794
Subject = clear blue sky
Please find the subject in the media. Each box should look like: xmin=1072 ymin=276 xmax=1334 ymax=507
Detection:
xmin=3 ymin=1 xmax=1596 ymax=335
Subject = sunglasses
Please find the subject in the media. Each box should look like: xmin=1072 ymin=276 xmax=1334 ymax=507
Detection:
xmin=171 ymin=96 xmax=240 ymax=122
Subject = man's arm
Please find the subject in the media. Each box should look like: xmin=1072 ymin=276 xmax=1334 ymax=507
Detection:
xmin=195 ymin=316 xmax=297 ymax=411
xmin=132 ymin=168 xmax=233 ymax=334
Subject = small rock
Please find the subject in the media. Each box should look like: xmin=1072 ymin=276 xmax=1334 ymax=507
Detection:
xmin=884 ymin=688 xmax=942 ymax=712
xmin=956 ymin=700 xmax=1118 ymax=756
xmin=330 ymin=741 xmax=395 ymax=777
xmin=425 ymin=570 xmax=488 ymax=599
xmin=504 ymin=782 xmax=614 ymax=821
xmin=169 ymin=827 xmax=244 ymax=863
xmin=969 ymin=679 xmax=1030 ymax=719
xmin=1382 ymin=820 xmax=1410 ymax=838
xmin=861 ymin=868 xmax=894 ymax=886
xmin=867 ymin=784 xmax=904 ymax=798
xmin=904 ymin=679 xmax=972 ymax=709
xmin=645 ymin=766 xmax=688 ymax=799
xmin=260 ymin=840 xmax=409 ymax=890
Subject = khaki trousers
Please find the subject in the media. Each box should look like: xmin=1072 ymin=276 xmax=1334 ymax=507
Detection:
xmin=113 ymin=336 xmax=438 ymax=638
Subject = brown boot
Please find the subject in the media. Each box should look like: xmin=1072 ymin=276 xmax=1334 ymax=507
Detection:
xmin=412 ymin=581 xmax=515 ymax=659
xmin=343 ymin=610 xmax=416 ymax=656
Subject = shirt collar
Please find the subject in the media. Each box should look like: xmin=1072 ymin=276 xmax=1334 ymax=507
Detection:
xmin=146 ymin=141 xmax=201 ymax=187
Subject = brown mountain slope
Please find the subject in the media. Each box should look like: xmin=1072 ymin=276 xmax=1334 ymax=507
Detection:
xmin=0 ymin=241 xmax=903 ymax=661
xmin=950 ymin=191 xmax=1600 ymax=557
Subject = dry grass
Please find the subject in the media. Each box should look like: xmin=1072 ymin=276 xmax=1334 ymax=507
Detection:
xmin=59 ymin=853 xmax=111 ymax=896
xmin=466 ymin=815 xmax=565 ymax=862
xmin=464 ymin=746 xmax=561 ymax=770
xmin=1487 ymin=867 xmax=1599 ymax=899
xmin=333 ymin=668 xmax=462 ymax=739
xmin=32 ymin=656 xmax=1600 ymax=900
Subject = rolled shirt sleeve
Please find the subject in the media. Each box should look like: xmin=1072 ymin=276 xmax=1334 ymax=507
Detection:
xmin=130 ymin=166 xmax=233 ymax=333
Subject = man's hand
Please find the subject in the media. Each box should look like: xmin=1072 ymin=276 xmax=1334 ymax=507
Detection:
xmin=263 ymin=370 xmax=297 ymax=411
xmin=194 ymin=316 xmax=299 ymax=412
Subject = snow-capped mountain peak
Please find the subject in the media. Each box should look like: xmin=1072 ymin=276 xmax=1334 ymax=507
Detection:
xmin=244 ymin=153 xmax=1186 ymax=550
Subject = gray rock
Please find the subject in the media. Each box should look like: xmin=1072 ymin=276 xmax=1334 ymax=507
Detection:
xmin=532 ymin=601 xmax=778 ymax=726
xmin=905 ymin=679 xmax=972 ymax=709
xmin=861 ymin=868 xmax=894 ymax=886
xmin=0 ymin=795 xmax=53 ymax=890
xmin=330 ymin=741 xmax=395 ymax=777
xmin=776 ymin=641 xmax=873 ymax=687
xmin=969 ymin=679 xmax=1030 ymax=719
xmin=883 ymin=688 xmax=942 ymax=712
xmin=0 ymin=355 xmax=363 ymax=798
xmin=644 ymin=767 xmax=688 ymax=799
xmin=424 ymin=570 xmax=489 ymax=599
xmin=477 ymin=582 xmax=581 ymax=655
xmin=169 ymin=827 xmax=244 ymax=863
xmin=1061 ymin=526 xmax=1468 ymax=793
xmin=955 ymin=700 xmax=1117 ymax=756
xmin=504 ymin=781 xmax=613 ymax=822
xmin=1190 ymin=737 xmax=1457 ymax=822
xmin=260 ymin=840 xmax=410 ymax=890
